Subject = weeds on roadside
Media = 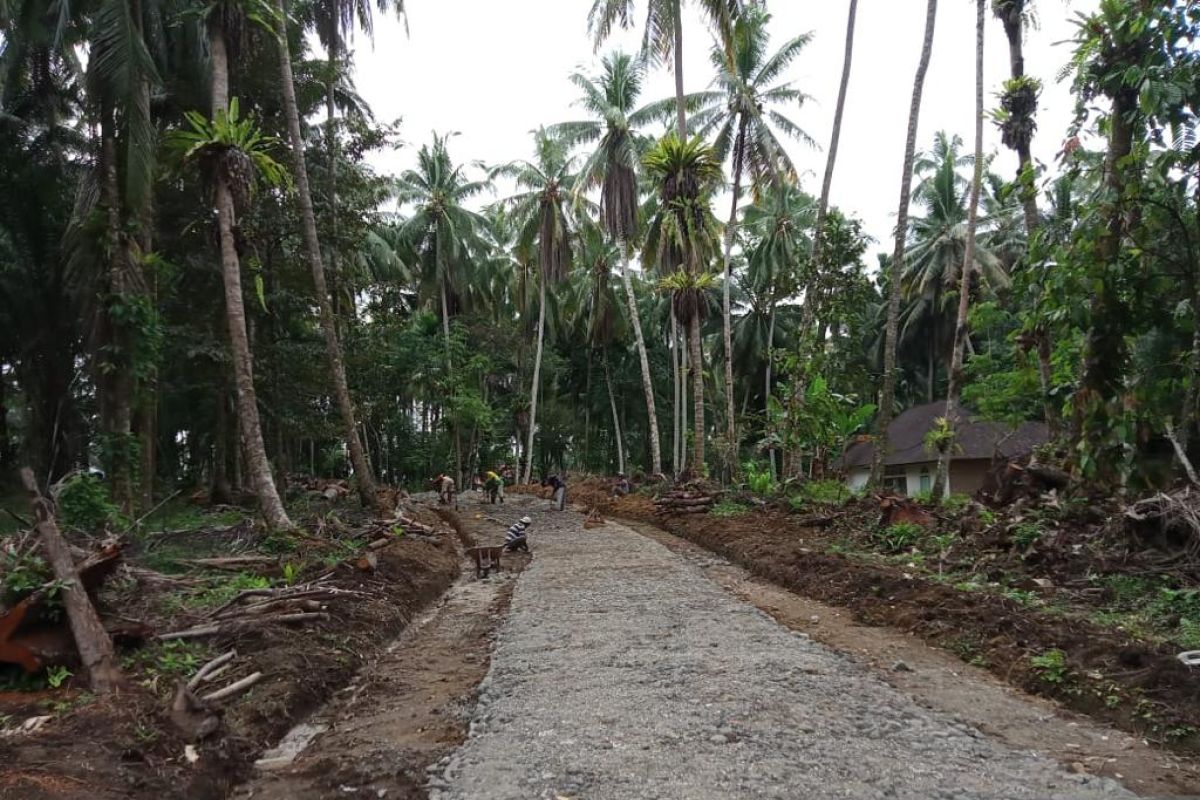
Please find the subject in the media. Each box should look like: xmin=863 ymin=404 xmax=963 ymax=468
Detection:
xmin=710 ymin=500 xmax=750 ymax=518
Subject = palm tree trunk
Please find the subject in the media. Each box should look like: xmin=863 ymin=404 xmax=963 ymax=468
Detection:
xmin=872 ymin=0 xmax=938 ymax=488
xmin=326 ymin=38 xmax=342 ymax=317
xmin=209 ymin=23 xmax=292 ymax=530
xmin=672 ymin=306 xmax=682 ymax=475
xmin=811 ymin=0 xmax=857 ymax=273
xmin=765 ymin=300 xmax=777 ymax=481
xmin=673 ymin=0 xmax=687 ymax=138
xmin=621 ymin=250 xmax=663 ymax=475
xmin=440 ymin=280 xmax=463 ymax=486
xmin=604 ymin=354 xmax=625 ymax=474
xmin=719 ymin=120 xmax=746 ymax=479
xmin=688 ymin=316 xmax=705 ymax=475
xmin=523 ymin=277 xmax=547 ymax=485
xmin=932 ymin=0 xmax=984 ymax=500
xmin=275 ymin=2 xmax=381 ymax=513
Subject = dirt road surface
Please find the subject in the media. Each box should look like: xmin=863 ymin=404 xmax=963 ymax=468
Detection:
xmin=426 ymin=496 xmax=1135 ymax=800
xmin=231 ymin=494 xmax=1195 ymax=799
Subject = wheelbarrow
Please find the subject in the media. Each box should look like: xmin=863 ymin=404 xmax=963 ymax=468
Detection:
xmin=468 ymin=546 xmax=504 ymax=579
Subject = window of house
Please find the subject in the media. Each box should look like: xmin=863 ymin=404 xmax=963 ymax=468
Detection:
xmin=919 ymin=468 xmax=932 ymax=493
xmin=882 ymin=467 xmax=907 ymax=495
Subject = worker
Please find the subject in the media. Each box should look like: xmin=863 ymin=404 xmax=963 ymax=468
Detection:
xmin=432 ymin=472 xmax=456 ymax=505
xmin=504 ymin=515 xmax=532 ymax=553
xmin=542 ymin=473 xmax=567 ymax=511
xmin=484 ymin=469 xmax=505 ymax=504
xmin=613 ymin=472 xmax=631 ymax=498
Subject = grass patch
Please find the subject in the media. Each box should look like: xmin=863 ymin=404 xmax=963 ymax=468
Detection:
xmin=710 ymin=500 xmax=750 ymax=518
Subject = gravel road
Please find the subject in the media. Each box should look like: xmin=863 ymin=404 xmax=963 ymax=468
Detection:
xmin=429 ymin=496 xmax=1135 ymax=800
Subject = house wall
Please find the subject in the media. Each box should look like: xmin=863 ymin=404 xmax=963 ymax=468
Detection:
xmin=845 ymin=459 xmax=993 ymax=497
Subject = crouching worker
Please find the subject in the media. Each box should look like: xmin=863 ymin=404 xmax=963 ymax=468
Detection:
xmin=504 ymin=515 xmax=532 ymax=553
xmin=432 ymin=472 xmax=456 ymax=505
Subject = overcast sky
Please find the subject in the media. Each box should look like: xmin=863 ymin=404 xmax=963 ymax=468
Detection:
xmin=349 ymin=0 xmax=1097 ymax=256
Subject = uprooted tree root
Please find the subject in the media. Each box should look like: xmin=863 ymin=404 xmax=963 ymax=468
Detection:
xmin=1125 ymin=488 xmax=1200 ymax=572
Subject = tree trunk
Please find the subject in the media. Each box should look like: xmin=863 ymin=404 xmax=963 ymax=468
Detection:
xmin=688 ymin=316 xmax=705 ymax=475
xmin=1076 ymin=83 xmax=1137 ymax=457
xmin=440 ymin=281 xmax=464 ymax=487
xmin=719 ymin=119 xmax=746 ymax=479
xmin=810 ymin=0 xmax=857 ymax=275
xmin=933 ymin=0 xmax=984 ymax=500
xmin=765 ymin=300 xmax=777 ymax=481
xmin=325 ymin=37 xmax=343 ymax=318
xmin=275 ymin=2 xmax=380 ymax=514
xmin=21 ymin=468 xmax=123 ymax=693
xmin=523 ymin=277 xmax=547 ymax=485
xmin=672 ymin=306 xmax=682 ymax=476
xmin=99 ymin=117 xmax=135 ymax=514
xmin=872 ymin=0 xmax=938 ymax=487
xmin=209 ymin=23 xmax=292 ymax=530
xmin=673 ymin=0 xmax=687 ymax=139
xmin=605 ymin=354 xmax=625 ymax=474
xmin=621 ymin=249 xmax=663 ymax=475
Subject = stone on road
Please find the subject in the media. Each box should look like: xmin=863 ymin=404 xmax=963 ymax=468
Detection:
xmin=433 ymin=498 xmax=1132 ymax=800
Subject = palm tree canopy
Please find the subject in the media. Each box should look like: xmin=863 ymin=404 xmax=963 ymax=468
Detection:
xmin=586 ymin=0 xmax=741 ymax=66
xmin=688 ymin=4 xmax=816 ymax=189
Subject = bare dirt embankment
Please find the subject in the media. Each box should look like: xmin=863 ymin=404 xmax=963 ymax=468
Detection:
xmin=558 ymin=480 xmax=1200 ymax=770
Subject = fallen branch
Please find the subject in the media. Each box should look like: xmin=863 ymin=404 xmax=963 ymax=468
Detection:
xmin=159 ymin=612 xmax=330 ymax=641
xmin=202 ymin=671 xmax=263 ymax=703
xmin=1166 ymin=422 xmax=1200 ymax=487
xmin=182 ymin=556 xmax=278 ymax=569
xmin=187 ymin=649 xmax=237 ymax=691
xmin=20 ymin=467 xmax=123 ymax=692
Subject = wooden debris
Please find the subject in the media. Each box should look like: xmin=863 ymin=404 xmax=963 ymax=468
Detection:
xmin=202 ymin=671 xmax=263 ymax=703
xmin=878 ymin=495 xmax=932 ymax=527
xmin=20 ymin=468 xmax=124 ymax=692
xmin=187 ymin=649 xmax=238 ymax=691
xmin=159 ymin=612 xmax=330 ymax=641
xmin=583 ymin=508 xmax=606 ymax=529
xmin=654 ymin=487 xmax=719 ymax=516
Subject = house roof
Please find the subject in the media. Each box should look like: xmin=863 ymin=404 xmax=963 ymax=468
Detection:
xmin=838 ymin=402 xmax=1048 ymax=470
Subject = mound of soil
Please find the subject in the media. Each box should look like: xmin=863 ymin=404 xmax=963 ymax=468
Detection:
xmin=563 ymin=479 xmax=1200 ymax=754
xmin=0 ymin=508 xmax=458 ymax=800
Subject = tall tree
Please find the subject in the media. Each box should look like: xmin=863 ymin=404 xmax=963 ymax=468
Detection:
xmin=309 ymin=0 xmax=405 ymax=316
xmin=644 ymin=134 xmax=722 ymax=474
xmin=274 ymin=0 xmax=380 ymax=512
xmin=689 ymin=5 xmax=814 ymax=474
xmin=553 ymin=52 xmax=665 ymax=476
xmin=871 ymin=0 xmax=938 ymax=487
xmin=176 ymin=3 xmax=293 ymax=528
xmin=932 ymin=0 xmax=986 ymax=499
xmin=395 ymin=134 xmax=489 ymax=487
xmin=497 ymin=131 xmax=578 ymax=485
xmin=807 ymin=0 xmax=857 ymax=327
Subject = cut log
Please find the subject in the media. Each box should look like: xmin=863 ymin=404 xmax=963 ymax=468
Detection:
xmin=187 ymin=649 xmax=238 ymax=691
xmin=202 ymin=671 xmax=263 ymax=703
xmin=20 ymin=468 xmax=124 ymax=693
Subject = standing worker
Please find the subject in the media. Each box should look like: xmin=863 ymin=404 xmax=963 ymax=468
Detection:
xmin=542 ymin=474 xmax=567 ymax=512
xmin=484 ymin=469 xmax=505 ymax=504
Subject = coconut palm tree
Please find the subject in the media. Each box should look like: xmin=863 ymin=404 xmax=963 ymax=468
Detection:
xmin=873 ymin=0 xmax=938 ymax=488
xmin=933 ymin=0 xmax=986 ymax=498
xmin=992 ymin=0 xmax=1039 ymax=235
xmin=688 ymin=4 xmax=814 ymax=472
xmin=643 ymin=134 xmax=722 ymax=474
xmin=394 ymin=133 xmax=490 ymax=485
xmin=551 ymin=51 xmax=666 ymax=476
xmin=586 ymin=0 xmax=740 ymax=138
xmin=170 ymin=0 xmax=294 ymax=529
xmin=273 ymin=0 xmax=380 ymax=512
xmin=495 ymin=130 xmax=580 ymax=484
xmin=742 ymin=184 xmax=814 ymax=476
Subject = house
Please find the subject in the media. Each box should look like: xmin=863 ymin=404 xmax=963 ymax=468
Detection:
xmin=837 ymin=402 xmax=1048 ymax=497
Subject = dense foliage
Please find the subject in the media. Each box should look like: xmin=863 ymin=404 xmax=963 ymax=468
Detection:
xmin=3 ymin=0 xmax=1200 ymax=524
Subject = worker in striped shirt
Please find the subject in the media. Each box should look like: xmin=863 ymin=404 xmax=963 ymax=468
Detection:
xmin=504 ymin=515 xmax=532 ymax=553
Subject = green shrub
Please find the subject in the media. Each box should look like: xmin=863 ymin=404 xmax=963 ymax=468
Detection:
xmin=742 ymin=461 xmax=776 ymax=495
xmin=1010 ymin=521 xmax=1044 ymax=551
xmin=941 ymin=494 xmax=972 ymax=514
xmin=58 ymin=474 xmax=120 ymax=531
xmin=791 ymin=479 xmax=851 ymax=507
xmin=1030 ymin=648 xmax=1069 ymax=685
xmin=710 ymin=500 xmax=749 ymax=518
xmin=874 ymin=521 xmax=923 ymax=552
